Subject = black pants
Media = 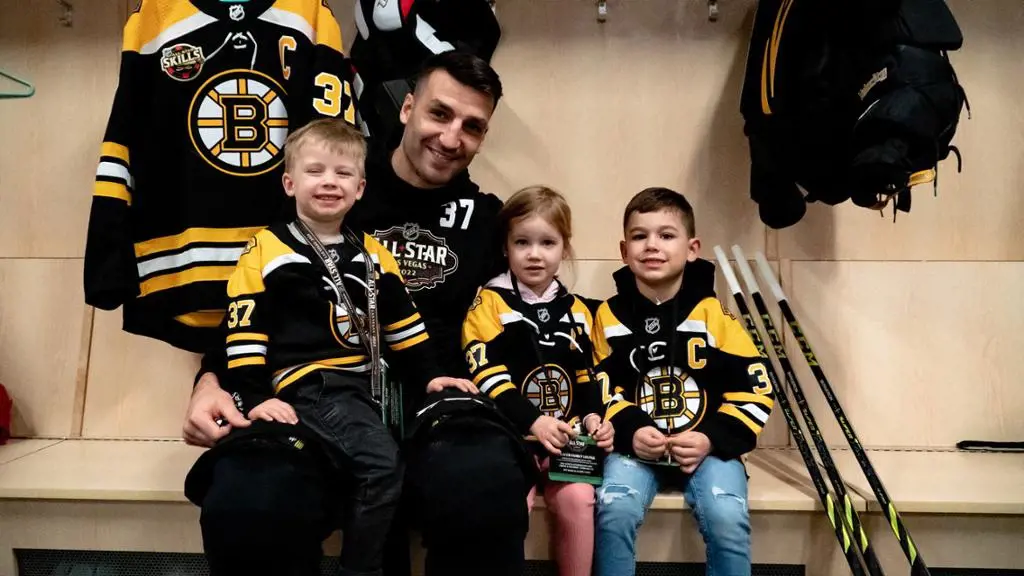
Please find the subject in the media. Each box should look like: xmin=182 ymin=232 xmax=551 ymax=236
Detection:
xmin=407 ymin=425 xmax=531 ymax=576
xmin=201 ymin=372 xmax=402 ymax=576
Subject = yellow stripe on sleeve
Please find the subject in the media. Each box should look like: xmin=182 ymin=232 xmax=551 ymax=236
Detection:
xmin=719 ymin=404 xmax=763 ymax=435
xmin=100 ymin=142 xmax=130 ymax=164
xmin=390 ymin=331 xmax=429 ymax=351
xmin=385 ymin=312 xmax=421 ymax=332
xmin=228 ymin=356 xmax=266 ymax=369
xmin=94 ymin=181 xmax=132 ymax=204
xmin=488 ymin=382 xmax=517 ymax=399
xmin=723 ymin=392 xmax=775 ymax=409
xmin=472 ymin=364 xmax=508 ymax=385
xmin=227 ymin=332 xmax=269 ymax=343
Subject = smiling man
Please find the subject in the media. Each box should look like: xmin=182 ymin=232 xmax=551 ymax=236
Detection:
xmin=185 ymin=52 xmax=533 ymax=576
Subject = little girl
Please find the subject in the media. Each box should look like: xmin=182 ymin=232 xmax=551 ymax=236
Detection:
xmin=462 ymin=186 xmax=614 ymax=576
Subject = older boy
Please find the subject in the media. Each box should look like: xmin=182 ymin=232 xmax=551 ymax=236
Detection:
xmin=592 ymin=187 xmax=776 ymax=576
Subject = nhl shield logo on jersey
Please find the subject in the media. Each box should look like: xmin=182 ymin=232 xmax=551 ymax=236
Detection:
xmin=375 ymin=224 xmax=460 ymax=291
xmin=537 ymin=308 xmax=551 ymax=323
xmin=522 ymin=364 xmax=572 ymax=420
xmin=161 ymin=44 xmax=204 ymax=81
xmin=188 ymin=69 xmax=289 ymax=177
xmin=645 ymin=317 xmax=661 ymax=334
xmin=637 ymin=366 xmax=706 ymax=434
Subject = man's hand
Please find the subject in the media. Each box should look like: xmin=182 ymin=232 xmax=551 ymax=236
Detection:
xmin=584 ymin=413 xmax=615 ymax=453
xmin=248 ymin=398 xmax=298 ymax=424
xmin=668 ymin=431 xmax=713 ymax=474
xmin=633 ymin=426 xmax=668 ymax=460
xmin=530 ymin=415 xmax=576 ymax=456
xmin=426 ymin=376 xmax=479 ymax=395
xmin=182 ymin=373 xmax=249 ymax=448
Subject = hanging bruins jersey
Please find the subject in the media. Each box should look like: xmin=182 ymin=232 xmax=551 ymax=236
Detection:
xmin=461 ymin=283 xmax=604 ymax=435
xmin=84 ymin=0 xmax=357 ymax=353
xmin=222 ymin=222 xmax=441 ymax=413
xmin=594 ymin=262 xmax=775 ymax=461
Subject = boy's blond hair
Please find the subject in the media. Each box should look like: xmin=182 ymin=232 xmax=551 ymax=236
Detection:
xmin=283 ymin=119 xmax=366 ymax=173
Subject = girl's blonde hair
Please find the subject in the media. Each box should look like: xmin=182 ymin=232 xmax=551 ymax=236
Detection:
xmin=498 ymin=186 xmax=575 ymax=261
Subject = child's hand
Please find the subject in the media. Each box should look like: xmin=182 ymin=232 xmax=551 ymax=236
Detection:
xmin=530 ymin=415 xmax=576 ymax=456
xmin=584 ymin=414 xmax=615 ymax=453
xmin=426 ymin=376 xmax=479 ymax=395
xmin=248 ymin=398 xmax=298 ymax=425
xmin=633 ymin=426 xmax=667 ymax=460
xmin=668 ymin=431 xmax=712 ymax=474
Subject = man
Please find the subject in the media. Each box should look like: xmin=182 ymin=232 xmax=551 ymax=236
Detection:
xmin=184 ymin=52 xmax=532 ymax=576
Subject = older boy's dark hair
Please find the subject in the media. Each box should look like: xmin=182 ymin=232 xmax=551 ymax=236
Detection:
xmin=414 ymin=51 xmax=503 ymax=110
xmin=622 ymin=187 xmax=696 ymax=237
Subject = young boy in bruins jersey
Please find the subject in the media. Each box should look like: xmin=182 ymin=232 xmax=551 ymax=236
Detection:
xmin=217 ymin=119 xmax=472 ymax=576
xmin=592 ymin=188 xmax=776 ymax=576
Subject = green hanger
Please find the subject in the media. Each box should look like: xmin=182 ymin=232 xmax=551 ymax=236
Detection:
xmin=0 ymin=69 xmax=35 ymax=99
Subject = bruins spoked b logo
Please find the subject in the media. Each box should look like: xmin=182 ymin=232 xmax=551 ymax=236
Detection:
xmin=522 ymin=364 xmax=572 ymax=420
xmin=189 ymin=69 xmax=289 ymax=176
xmin=637 ymin=366 xmax=706 ymax=434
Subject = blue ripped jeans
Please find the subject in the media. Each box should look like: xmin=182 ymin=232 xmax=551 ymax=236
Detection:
xmin=595 ymin=453 xmax=751 ymax=576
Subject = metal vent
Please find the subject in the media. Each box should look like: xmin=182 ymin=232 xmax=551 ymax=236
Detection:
xmin=524 ymin=561 xmax=804 ymax=576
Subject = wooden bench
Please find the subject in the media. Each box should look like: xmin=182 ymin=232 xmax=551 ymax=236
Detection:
xmin=0 ymin=438 xmax=868 ymax=575
xmin=762 ymin=446 xmax=1024 ymax=572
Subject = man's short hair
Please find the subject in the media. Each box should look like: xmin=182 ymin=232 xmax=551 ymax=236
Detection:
xmin=622 ymin=187 xmax=696 ymax=237
xmin=283 ymin=119 xmax=367 ymax=173
xmin=414 ymin=51 xmax=503 ymax=110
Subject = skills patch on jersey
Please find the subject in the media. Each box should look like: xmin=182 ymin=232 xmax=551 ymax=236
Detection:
xmin=637 ymin=366 xmax=707 ymax=434
xmin=161 ymin=44 xmax=204 ymax=81
xmin=188 ymin=69 xmax=289 ymax=177
xmin=522 ymin=364 xmax=572 ymax=420
xmin=374 ymin=223 xmax=459 ymax=291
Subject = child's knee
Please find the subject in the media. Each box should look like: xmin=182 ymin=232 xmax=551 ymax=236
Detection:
xmin=549 ymin=482 xmax=595 ymax=521
xmin=700 ymin=487 xmax=751 ymax=544
xmin=596 ymin=483 xmax=646 ymax=529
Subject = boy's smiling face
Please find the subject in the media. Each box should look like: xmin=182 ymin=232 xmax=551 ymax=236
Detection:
xmin=621 ymin=208 xmax=700 ymax=287
xmin=283 ymin=140 xmax=365 ymax=226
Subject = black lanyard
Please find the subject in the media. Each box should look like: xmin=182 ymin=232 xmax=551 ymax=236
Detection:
xmin=294 ymin=219 xmax=382 ymax=404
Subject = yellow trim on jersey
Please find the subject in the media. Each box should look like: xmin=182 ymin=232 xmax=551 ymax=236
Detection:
xmin=462 ymin=290 xmax=511 ymax=347
xmin=488 ymin=382 xmax=517 ymax=399
xmin=570 ymin=297 xmax=595 ymax=334
xmin=94 ymin=181 xmax=132 ymax=204
xmin=135 ymin=227 xmax=264 ymax=258
xmin=723 ymin=392 xmax=775 ymax=408
xmin=592 ymin=302 xmax=619 ymax=364
xmin=605 ymin=400 xmax=634 ymax=421
xmin=123 ymin=1 xmax=200 ymax=53
xmin=472 ymin=364 xmax=508 ymax=385
xmin=100 ymin=142 xmax=130 ymax=164
xmin=228 ymin=262 xmax=266 ymax=298
xmin=363 ymin=233 xmax=403 ymax=279
xmin=228 ymin=356 xmax=266 ymax=369
xmin=270 ymin=0 xmax=344 ymax=51
xmin=384 ymin=312 xmax=421 ymax=332
xmin=227 ymin=332 xmax=269 ymax=343
xmin=316 ymin=355 xmax=370 ymax=367
xmin=696 ymin=297 xmax=761 ymax=358
xmin=139 ymin=265 xmax=235 ymax=297
xmin=275 ymin=364 xmax=323 ymax=393
xmin=720 ymin=404 xmax=763 ymax=435
xmin=390 ymin=331 xmax=429 ymax=351
xmin=175 ymin=310 xmax=225 ymax=328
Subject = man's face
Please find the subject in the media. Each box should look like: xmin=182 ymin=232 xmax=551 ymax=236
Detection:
xmin=397 ymin=70 xmax=494 ymax=187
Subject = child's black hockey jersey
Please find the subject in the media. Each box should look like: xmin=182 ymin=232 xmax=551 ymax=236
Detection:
xmin=594 ymin=260 xmax=775 ymax=461
xmin=222 ymin=222 xmax=441 ymax=412
xmin=85 ymin=0 xmax=356 ymax=353
xmin=347 ymin=149 xmax=503 ymax=381
xmin=461 ymin=275 xmax=604 ymax=435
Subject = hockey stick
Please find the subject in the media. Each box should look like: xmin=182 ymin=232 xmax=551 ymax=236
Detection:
xmin=713 ymin=247 xmax=868 ymax=576
xmin=752 ymin=251 xmax=930 ymax=576
xmin=730 ymin=247 xmax=885 ymax=576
